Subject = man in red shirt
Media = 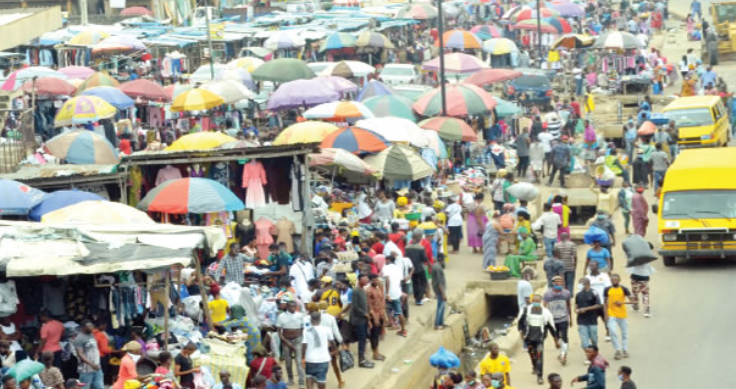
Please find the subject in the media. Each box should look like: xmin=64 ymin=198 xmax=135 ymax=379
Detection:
xmin=35 ymin=310 xmax=64 ymax=368
xmin=388 ymin=222 xmax=406 ymax=256
xmin=570 ymin=97 xmax=581 ymax=119
xmin=93 ymin=321 xmax=114 ymax=384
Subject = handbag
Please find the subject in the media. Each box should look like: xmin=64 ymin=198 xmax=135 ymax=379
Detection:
xmin=339 ymin=349 xmax=355 ymax=372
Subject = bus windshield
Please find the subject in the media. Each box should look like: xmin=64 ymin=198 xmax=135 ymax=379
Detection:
xmin=662 ymin=190 xmax=736 ymax=219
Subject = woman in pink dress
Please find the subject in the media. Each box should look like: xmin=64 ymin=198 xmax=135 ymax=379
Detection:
xmin=466 ymin=193 xmax=488 ymax=254
xmin=254 ymin=217 xmax=275 ymax=261
xmin=551 ymin=194 xmax=571 ymax=240
xmin=686 ymin=14 xmax=695 ymax=40
xmin=242 ymin=160 xmax=267 ymax=208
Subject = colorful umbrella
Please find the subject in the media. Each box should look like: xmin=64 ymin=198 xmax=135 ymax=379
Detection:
xmin=166 ymin=132 xmax=238 ymax=151
xmin=513 ymin=19 xmax=559 ymax=34
xmin=42 ymin=200 xmax=154 ymax=224
xmin=120 ymin=6 xmax=152 ymax=15
xmin=357 ymin=80 xmax=395 ymax=101
xmin=551 ymin=2 xmax=584 ymax=16
xmin=58 ymin=66 xmax=95 ymax=80
xmin=251 ymin=58 xmax=315 ymax=83
xmin=492 ymin=97 xmax=522 ymax=117
xmin=227 ymin=57 xmax=264 ymax=72
xmin=319 ymin=61 xmax=376 ymax=78
xmin=594 ymin=31 xmax=641 ymax=49
xmin=544 ymin=17 xmax=573 ymax=34
xmin=511 ymin=7 xmax=559 ymax=21
xmin=364 ymin=144 xmax=434 ymax=181
xmin=320 ymin=32 xmax=357 ymax=52
xmin=120 ymin=79 xmax=169 ymax=102
xmin=423 ymin=130 xmax=448 ymax=159
xmin=303 ymin=101 xmax=374 ymax=121
xmin=266 ymin=79 xmax=340 ymax=111
xmin=316 ymin=76 xmax=359 ymax=94
xmin=552 ymin=33 xmax=596 ymax=49
xmin=356 ymin=117 xmax=429 ymax=148
xmin=413 ymin=84 xmax=496 ymax=117
xmin=171 ymin=89 xmax=225 ymax=112
xmin=137 ymin=177 xmax=245 ymax=214
xmin=80 ymin=86 xmax=134 ymax=110
xmin=68 ymin=30 xmax=110 ymax=46
xmin=215 ymin=68 xmax=255 ymax=89
xmin=362 ymin=95 xmax=416 ymax=122
xmin=482 ymin=38 xmax=520 ymax=55
xmin=273 ymin=121 xmax=339 ymax=146
xmin=419 ymin=116 xmax=478 ymax=141
xmin=21 ymin=77 xmax=76 ymax=96
xmin=309 ymin=148 xmax=377 ymax=175
xmin=53 ymin=96 xmax=117 ymax=127
xmin=355 ymin=31 xmax=395 ymax=49
xmin=92 ymin=35 xmax=146 ymax=54
xmin=396 ymin=3 xmax=438 ymax=19
xmin=464 ymin=69 xmax=523 ymax=86
xmin=319 ymin=126 xmax=389 ymax=154
xmin=470 ymin=24 xmax=503 ymax=39
xmin=437 ymin=30 xmax=482 ymax=50
xmin=28 ymin=189 xmax=105 ymax=221
xmin=524 ymin=1 xmax=556 ymax=7
xmin=76 ymin=72 xmax=120 ymax=92
xmin=264 ymin=31 xmax=306 ymax=50
xmin=502 ymin=5 xmax=531 ymax=20
xmin=45 ymin=129 xmax=119 ymax=164
xmin=1 ymin=67 xmax=67 ymax=91
xmin=422 ymin=53 xmax=487 ymax=74
xmin=200 ymin=81 xmax=254 ymax=104
xmin=0 ymin=179 xmax=46 ymax=216
xmin=163 ymin=83 xmax=193 ymax=101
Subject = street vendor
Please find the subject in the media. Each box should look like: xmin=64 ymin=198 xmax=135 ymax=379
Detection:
xmin=112 ymin=342 xmax=150 ymax=389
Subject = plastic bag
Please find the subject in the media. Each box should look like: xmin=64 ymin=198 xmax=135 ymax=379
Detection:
xmin=7 ymin=359 xmax=44 ymax=382
xmin=506 ymin=183 xmax=540 ymax=201
xmin=584 ymin=225 xmax=609 ymax=245
xmin=623 ymin=235 xmax=657 ymax=267
xmin=429 ymin=346 xmax=461 ymax=369
xmin=339 ymin=349 xmax=355 ymax=372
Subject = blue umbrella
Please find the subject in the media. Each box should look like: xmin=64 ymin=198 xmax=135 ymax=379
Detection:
xmin=80 ymin=86 xmax=135 ymax=109
xmin=357 ymin=80 xmax=396 ymax=101
xmin=29 ymin=189 xmax=105 ymax=221
xmin=0 ymin=179 xmax=46 ymax=216
xmin=319 ymin=32 xmax=357 ymax=52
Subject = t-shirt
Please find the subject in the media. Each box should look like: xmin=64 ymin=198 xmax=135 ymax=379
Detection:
xmin=41 ymin=320 xmax=64 ymax=353
xmin=320 ymin=289 xmax=342 ymax=317
xmin=431 ymin=263 xmax=446 ymax=297
xmin=605 ymin=285 xmax=632 ymax=319
xmin=543 ymin=289 xmax=571 ymax=323
xmin=302 ymin=326 xmax=334 ymax=364
xmin=621 ymin=381 xmax=638 ymax=389
xmin=543 ymin=258 xmax=565 ymax=285
xmin=517 ymin=280 xmax=533 ymax=312
xmin=575 ymin=289 xmax=601 ymax=325
xmin=516 ymin=133 xmax=530 ymax=157
xmin=72 ymin=332 xmax=100 ymax=374
xmin=39 ymin=367 xmax=63 ymax=388
xmin=113 ymin=354 xmax=138 ymax=389
xmin=208 ymin=298 xmax=229 ymax=323
xmin=587 ymin=248 xmax=611 ymax=271
xmin=651 ymin=150 xmax=669 ymax=172
xmin=0 ymin=323 xmax=21 ymax=351
xmin=538 ymin=132 xmax=553 ymax=153
xmin=381 ymin=263 xmax=404 ymax=300
xmin=276 ymin=311 xmax=304 ymax=330
xmin=175 ymin=354 xmax=194 ymax=385
xmin=478 ymin=354 xmax=511 ymax=383
xmin=584 ymin=273 xmax=612 ymax=304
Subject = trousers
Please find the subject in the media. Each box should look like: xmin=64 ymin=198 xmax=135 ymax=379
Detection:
xmin=607 ymin=317 xmax=629 ymax=352
xmin=526 ymin=341 xmax=545 ymax=379
xmin=631 ymin=279 xmax=650 ymax=313
xmin=548 ymin=165 xmax=567 ymax=187
xmin=411 ymin=271 xmax=427 ymax=304
xmin=435 ymin=299 xmax=446 ymax=328
xmin=80 ymin=370 xmax=104 ymax=389
xmin=578 ymin=324 xmax=598 ymax=349
xmin=282 ymin=335 xmax=305 ymax=384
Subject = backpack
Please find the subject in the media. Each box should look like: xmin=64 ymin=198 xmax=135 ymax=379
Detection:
xmin=520 ymin=306 xmax=546 ymax=343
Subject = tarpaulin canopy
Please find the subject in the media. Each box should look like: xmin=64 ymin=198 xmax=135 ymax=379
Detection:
xmin=0 ymin=221 xmax=226 ymax=276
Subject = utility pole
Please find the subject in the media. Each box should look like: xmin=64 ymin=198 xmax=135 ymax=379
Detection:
xmin=80 ymin=0 xmax=88 ymax=24
xmin=536 ymin=0 xmax=542 ymax=62
xmin=203 ymin=0 xmax=216 ymax=80
xmin=436 ymin=0 xmax=446 ymax=116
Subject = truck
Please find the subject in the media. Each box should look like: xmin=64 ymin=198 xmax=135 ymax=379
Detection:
xmin=702 ymin=2 xmax=736 ymax=64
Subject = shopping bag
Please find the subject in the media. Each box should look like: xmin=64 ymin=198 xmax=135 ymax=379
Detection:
xmin=339 ymin=349 xmax=355 ymax=372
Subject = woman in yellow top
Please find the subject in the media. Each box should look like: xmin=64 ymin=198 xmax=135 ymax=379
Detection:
xmin=434 ymin=200 xmax=449 ymax=260
xmin=318 ymin=276 xmax=342 ymax=317
xmin=207 ymin=284 xmax=229 ymax=326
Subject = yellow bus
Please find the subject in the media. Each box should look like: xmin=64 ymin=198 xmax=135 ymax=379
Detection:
xmin=662 ymin=96 xmax=731 ymax=149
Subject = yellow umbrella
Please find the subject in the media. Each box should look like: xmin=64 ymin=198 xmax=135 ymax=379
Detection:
xmin=68 ymin=30 xmax=110 ymax=46
xmin=166 ymin=131 xmax=238 ymax=151
xmin=227 ymin=57 xmax=264 ymax=72
xmin=273 ymin=121 xmax=339 ymax=145
xmin=171 ymin=88 xmax=225 ymax=112
xmin=41 ymin=200 xmax=154 ymax=224
xmin=53 ymin=96 xmax=117 ymax=127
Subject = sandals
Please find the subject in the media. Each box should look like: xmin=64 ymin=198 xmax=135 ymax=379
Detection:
xmin=373 ymin=354 xmax=386 ymax=361
xmin=397 ymin=330 xmax=408 ymax=337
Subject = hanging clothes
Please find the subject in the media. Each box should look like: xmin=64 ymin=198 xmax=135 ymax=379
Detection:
xmin=210 ymin=162 xmax=231 ymax=187
xmin=274 ymin=218 xmax=296 ymax=253
xmin=254 ymin=218 xmax=275 ymax=261
xmin=188 ymin=164 xmax=206 ymax=177
xmin=290 ymin=159 xmax=304 ymax=212
xmin=242 ymin=160 xmax=268 ymax=208
xmin=262 ymin=159 xmax=291 ymax=205
xmin=155 ymin=165 xmax=182 ymax=186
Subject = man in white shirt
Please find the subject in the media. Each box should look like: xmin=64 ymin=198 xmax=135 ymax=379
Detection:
xmin=582 ymin=262 xmax=612 ymax=304
xmin=304 ymin=301 xmax=344 ymax=388
xmin=381 ymin=254 xmax=408 ymax=336
xmin=382 ymin=237 xmax=401 ymax=259
xmin=290 ymin=256 xmax=315 ymax=302
xmin=537 ymin=128 xmax=554 ymax=175
xmin=532 ymin=203 xmax=562 ymax=259
xmin=445 ymin=197 xmax=463 ymax=253
xmin=302 ymin=312 xmax=334 ymax=389
xmin=517 ymin=267 xmax=535 ymax=313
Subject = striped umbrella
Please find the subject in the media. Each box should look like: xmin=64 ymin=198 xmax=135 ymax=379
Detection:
xmin=21 ymin=77 xmax=76 ymax=96
xmin=491 ymin=97 xmax=522 ymax=118
xmin=357 ymin=80 xmax=395 ymax=101
xmin=364 ymin=144 xmax=434 ymax=181
xmin=76 ymin=72 xmax=120 ymax=93
xmin=362 ymin=95 xmax=417 ymax=122
xmin=0 ymin=179 xmax=46 ymax=216
xmin=167 ymin=132 xmax=238 ymax=151
xmin=396 ymin=3 xmax=438 ymax=19
xmin=58 ymin=66 xmax=95 ymax=80
xmin=470 ymin=25 xmax=503 ymax=39
xmin=53 ymin=96 xmax=117 ymax=127
xmin=319 ymin=61 xmax=375 ymax=78
xmin=310 ymin=148 xmax=377 ymax=175
xmin=266 ymin=79 xmax=340 ymax=111
xmin=251 ymin=58 xmax=315 ymax=83
xmin=264 ymin=31 xmax=306 ymax=50
xmin=356 ymin=117 xmax=429 ymax=148
xmin=315 ymin=76 xmax=358 ymax=94
xmin=482 ymin=38 xmax=520 ymax=54
xmin=320 ymin=127 xmax=389 ymax=154
xmin=438 ymin=30 xmax=482 ymax=50
xmin=1 ymin=67 xmax=67 ymax=91
xmin=320 ymin=32 xmax=356 ymax=52
xmin=551 ymin=2 xmax=584 ymax=16
xmin=513 ymin=19 xmax=560 ymax=34
xmin=413 ymin=84 xmax=496 ymax=117
xmin=215 ymin=68 xmax=255 ymax=89
xmin=137 ymin=177 xmax=245 ymax=214
xmin=171 ymin=88 xmax=225 ymax=112
xmin=593 ymin=31 xmax=641 ymax=49
xmin=552 ymin=33 xmax=595 ymax=49
xmin=502 ymin=5 xmax=531 ymax=19
xmin=423 ymin=130 xmax=448 ymax=159
xmin=419 ymin=116 xmax=478 ymax=142
xmin=511 ymin=7 xmax=559 ymax=21
xmin=45 ymin=129 xmax=119 ymax=164
xmin=464 ymin=69 xmax=523 ymax=86
xmin=303 ymin=101 xmax=374 ymax=121
xmin=120 ymin=79 xmax=169 ymax=102
xmin=200 ymin=81 xmax=254 ymax=104
xmin=355 ymin=31 xmax=395 ymax=49
xmin=163 ymin=83 xmax=193 ymax=101
xmin=92 ymin=35 xmax=146 ymax=54
xmin=80 ymin=86 xmax=135 ymax=110
xmin=274 ymin=121 xmax=339 ymax=146
xmin=422 ymin=53 xmax=487 ymax=74
xmin=227 ymin=57 xmax=264 ymax=72
xmin=544 ymin=17 xmax=573 ymax=33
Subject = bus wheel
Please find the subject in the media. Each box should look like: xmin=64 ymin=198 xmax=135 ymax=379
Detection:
xmin=663 ymin=256 xmax=676 ymax=267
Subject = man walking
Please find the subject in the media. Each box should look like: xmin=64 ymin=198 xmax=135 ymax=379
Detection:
xmin=543 ymin=276 xmax=572 ymax=365
xmin=73 ymin=320 xmax=103 ymax=389
xmin=302 ymin=312 xmax=334 ymax=389
xmin=650 ymin=143 xmax=670 ymax=193
xmin=381 ymin=254 xmax=407 ymax=337
xmin=591 ymin=210 xmax=616 ymax=269
xmin=518 ymin=295 xmax=559 ymax=385
xmin=405 ymin=230 xmax=430 ymax=306
xmin=631 ymin=186 xmax=649 ymax=237
xmin=277 ymin=300 xmax=305 ymax=387
xmin=575 ymin=278 xmax=602 ymax=351
xmin=571 ymin=345 xmax=607 ymax=389
xmin=515 ymin=128 xmax=531 ymax=178
xmin=478 ymin=343 xmax=511 ymax=386
xmin=431 ymin=255 xmax=448 ymax=330
xmin=604 ymin=274 xmax=634 ymax=360
xmin=533 ymin=203 xmax=562 ymax=259
xmin=366 ymin=274 xmax=386 ymax=361
xmin=555 ymin=232 xmax=577 ymax=293
xmin=349 ymin=274 xmax=374 ymax=369
xmin=548 ymin=136 xmax=571 ymax=188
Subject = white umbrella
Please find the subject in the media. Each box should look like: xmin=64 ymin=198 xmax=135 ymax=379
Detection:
xmin=594 ymin=31 xmax=641 ymax=49
xmin=200 ymin=81 xmax=254 ymax=104
xmin=264 ymin=31 xmax=306 ymax=50
xmin=356 ymin=117 xmax=429 ymax=148
xmin=319 ymin=60 xmax=376 ymax=78
xmin=189 ymin=64 xmax=228 ymax=83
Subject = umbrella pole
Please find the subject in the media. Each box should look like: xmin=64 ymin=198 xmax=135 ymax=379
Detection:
xmin=437 ymin=0 xmax=447 ymax=116
xmin=536 ymin=0 xmax=542 ymax=60
xmin=163 ymin=274 xmax=170 ymax=348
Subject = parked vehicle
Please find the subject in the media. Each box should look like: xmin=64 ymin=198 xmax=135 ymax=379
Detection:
xmin=378 ymin=64 xmax=420 ymax=86
xmin=662 ymin=95 xmax=731 ymax=149
xmin=503 ymin=74 xmax=553 ymax=109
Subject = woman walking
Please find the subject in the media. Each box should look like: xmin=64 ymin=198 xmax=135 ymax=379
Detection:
xmin=467 ymin=193 xmax=488 ymax=254
xmin=482 ymin=212 xmax=504 ymax=269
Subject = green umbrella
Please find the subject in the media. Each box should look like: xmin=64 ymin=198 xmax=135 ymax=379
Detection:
xmin=362 ymin=95 xmax=416 ymax=122
xmin=251 ymin=58 xmax=315 ymax=83
xmin=364 ymin=144 xmax=434 ymax=181
xmin=492 ymin=97 xmax=521 ymax=118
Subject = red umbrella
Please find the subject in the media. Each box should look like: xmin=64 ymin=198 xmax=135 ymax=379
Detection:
xmin=21 ymin=77 xmax=76 ymax=96
xmin=464 ymin=69 xmax=523 ymax=86
xmin=120 ymin=79 xmax=169 ymax=102
xmin=120 ymin=6 xmax=152 ymax=16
